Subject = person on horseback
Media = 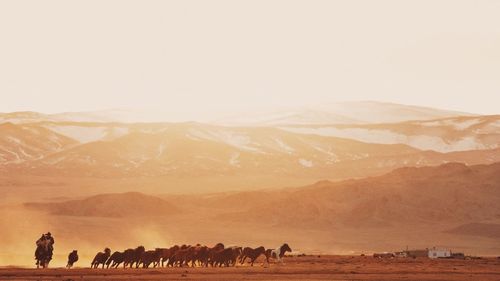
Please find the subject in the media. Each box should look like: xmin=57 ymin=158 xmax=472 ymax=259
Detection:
xmin=37 ymin=234 xmax=46 ymax=243
xmin=34 ymin=232 xmax=55 ymax=268
xmin=45 ymin=232 xmax=54 ymax=259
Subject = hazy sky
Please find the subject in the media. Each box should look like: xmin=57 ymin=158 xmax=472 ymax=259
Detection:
xmin=1 ymin=0 xmax=499 ymax=117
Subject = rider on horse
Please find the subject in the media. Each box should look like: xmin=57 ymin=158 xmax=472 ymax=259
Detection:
xmin=35 ymin=232 xmax=55 ymax=268
xmin=45 ymin=232 xmax=54 ymax=257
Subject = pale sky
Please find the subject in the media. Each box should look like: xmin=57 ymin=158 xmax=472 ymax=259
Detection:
xmin=1 ymin=0 xmax=499 ymax=117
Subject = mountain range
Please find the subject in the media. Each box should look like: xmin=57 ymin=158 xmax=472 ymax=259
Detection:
xmin=216 ymin=101 xmax=474 ymax=126
xmin=0 ymin=121 xmax=498 ymax=182
xmin=1 ymin=102 xmax=499 ymax=194
xmin=1 ymin=101 xmax=499 ymax=256
xmin=0 ymin=101 xmax=473 ymax=125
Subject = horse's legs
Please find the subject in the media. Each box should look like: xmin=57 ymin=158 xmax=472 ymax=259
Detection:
xmin=277 ymin=256 xmax=284 ymax=264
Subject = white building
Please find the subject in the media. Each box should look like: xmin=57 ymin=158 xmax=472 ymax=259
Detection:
xmin=428 ymin=247 xmax=451 ymax=259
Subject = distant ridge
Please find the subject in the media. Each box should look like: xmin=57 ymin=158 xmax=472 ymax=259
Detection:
xmin=1 ymin=101 xmax=475 ymax=125
xmin=216 ymin=101 xmax=475 ymax=126
xmin=25 ymin=192 xmax=178 ymax=217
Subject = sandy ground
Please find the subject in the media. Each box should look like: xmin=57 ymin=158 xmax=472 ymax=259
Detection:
xmin=0 ymin=256 xmax=499 ymax=281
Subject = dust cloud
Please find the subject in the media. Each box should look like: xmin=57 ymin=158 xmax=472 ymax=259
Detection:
xmin=0 ymin=204 xmax=177 ymax=268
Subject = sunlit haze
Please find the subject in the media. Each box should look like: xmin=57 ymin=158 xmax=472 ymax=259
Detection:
xmin=1 ymin=0 xmax=500 ymax=120
xmin=1 ymin=1 xmax=500 ymax=278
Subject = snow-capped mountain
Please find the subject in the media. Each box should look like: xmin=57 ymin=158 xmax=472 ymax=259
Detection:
xmin=0 ymin=103 xmax=497 ymax=188
xmin=280 ymin=115 xmax=500 ymax=153
xmin=0 ymin=123 xmax=77 ymax=164
xmin=1 ymin=121 xmax=499 ymax=182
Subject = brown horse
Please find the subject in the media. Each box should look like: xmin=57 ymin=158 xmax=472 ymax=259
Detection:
xmin=178 ymin=244 xmax=209 ymax=267
xmin=207 ymin=243 xmax=225 ymax=267
xmin=139 ymin=250 xmax=161 ymax=268
xmin=157 ymin=245 xmax=180 ymax=267
xmin=211 ymin=247 xmax=242 ymax=267
xmin=229 ymin=247 xmax=242 ymax=266
xmin=66 ymin=250 xmax=78 ymax=269
xmin=240 ymin=246 xmax=266 ymax=266
xmin=264 ymin=248 xmax=273 ymax=263
xmin=168 ymin=246 xmax=194 ymax=267
xmin=106 ymin=251 xmax=125 ymax=268
xmin=191 ymin=245 xmax=210 ymax=267
xmin=123 ymin=246 xmax=145 ymax=268
xmin=91 ymin=248 xmax=111 ymax=269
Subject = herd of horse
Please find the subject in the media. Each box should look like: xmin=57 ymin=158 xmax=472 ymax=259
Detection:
xmin=83 ymin=243 xmax=292 ymax=269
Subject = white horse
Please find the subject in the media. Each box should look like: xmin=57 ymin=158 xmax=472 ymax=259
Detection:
xmin=268 ymin=243 xmax=292 ymax=264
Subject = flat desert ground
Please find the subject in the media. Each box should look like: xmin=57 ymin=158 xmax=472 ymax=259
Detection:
xmin=1 ymin=256 xmax=499 ymax=281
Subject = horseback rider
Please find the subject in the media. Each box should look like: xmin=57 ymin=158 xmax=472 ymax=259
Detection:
xmin=37 ymin=234 xmax=46 ymax=243
xmin=35 ymin=232 xmax=55 ymax=267
xmin=45 ymin=232 xmax=54 ymax=258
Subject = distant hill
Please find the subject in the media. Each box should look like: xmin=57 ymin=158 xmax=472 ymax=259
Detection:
xmin=34 ymin=161 xmax=500 ymax=233
xmin=446 ymin=223 xmax=500 ymax=239
xmin=216 ymin=101 xmax=474 ymax=126
xmin=212 ymin=162 xmax=500 ymax=228
xmin=25 ymin=192 xmax=178 ymax=217
xmin=0 ymin=102 xmax=474 ymax=125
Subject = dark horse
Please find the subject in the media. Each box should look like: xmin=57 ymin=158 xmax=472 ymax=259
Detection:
xmin=240 ymin=246 xmax=266 ymax=266
xmin=35 ymin=235 xmax=54 ymax=268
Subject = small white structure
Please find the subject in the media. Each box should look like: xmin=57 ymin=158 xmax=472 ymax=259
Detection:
xmin=428 ymin=247 xmax=451 ymax=259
